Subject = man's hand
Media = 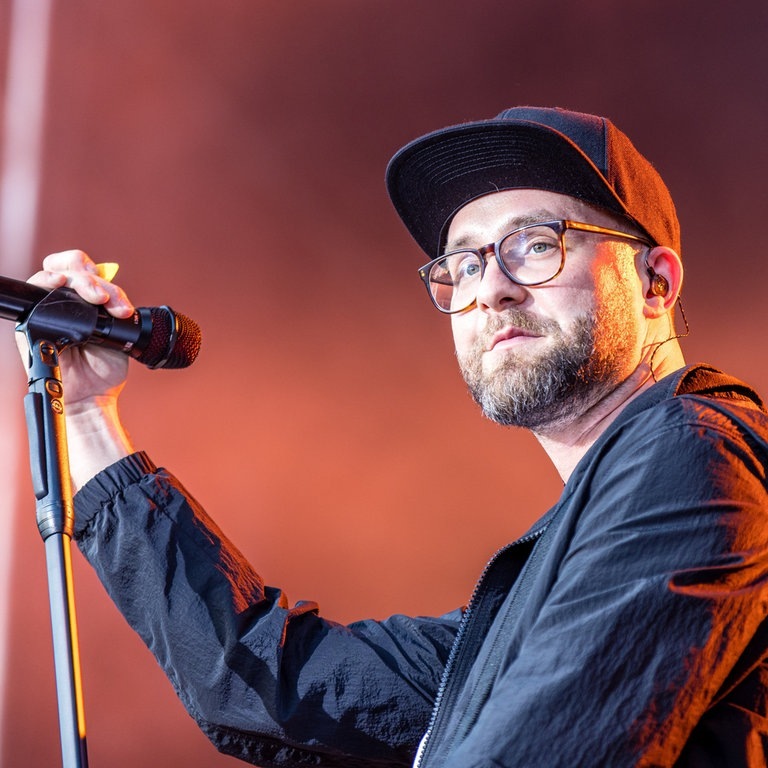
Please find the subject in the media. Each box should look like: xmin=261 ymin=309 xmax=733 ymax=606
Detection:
xmin=18 ymin=250 xmax=138 ymax=490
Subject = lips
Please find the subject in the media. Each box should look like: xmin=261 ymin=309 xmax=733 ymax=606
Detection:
xmin=486 ymin=326 xmax=540 ymax=351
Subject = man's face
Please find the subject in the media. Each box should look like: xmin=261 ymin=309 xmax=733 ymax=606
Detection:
xmin=448 ymin=189 xmax=647 ymax=431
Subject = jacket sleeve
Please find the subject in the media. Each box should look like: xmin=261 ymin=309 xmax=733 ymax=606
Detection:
xmin=441 ymin=397 xmax=768 ymax=768
xmin=73 ymin=452 xmax=459 ymax=768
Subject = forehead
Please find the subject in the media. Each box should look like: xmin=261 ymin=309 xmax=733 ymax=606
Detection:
xmin=445 ymin=189 xmax=599 ymax=250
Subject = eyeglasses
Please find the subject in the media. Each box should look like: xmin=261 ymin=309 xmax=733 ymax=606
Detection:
xmin=418 ymin=220 xmax=652 ymax=314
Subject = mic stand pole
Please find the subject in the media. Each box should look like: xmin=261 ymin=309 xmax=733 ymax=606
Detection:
xmin=18 ymin=289 xmax=100 ymax=768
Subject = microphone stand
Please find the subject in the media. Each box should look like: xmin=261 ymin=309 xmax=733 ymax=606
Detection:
xmin=17 ymin=288 xmax=101 ymax=768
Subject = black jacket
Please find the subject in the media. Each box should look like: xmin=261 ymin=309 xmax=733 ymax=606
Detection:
xmin=74 ymin=365 xmax=768 ymax=766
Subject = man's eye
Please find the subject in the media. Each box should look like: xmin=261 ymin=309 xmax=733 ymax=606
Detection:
xmin=528 ymin=239 xmax=558 ymax=256
xmin=456 ymin=259 xmax=481 ymax=279
xmin=442 ymin=253 xmax=481 ymax=282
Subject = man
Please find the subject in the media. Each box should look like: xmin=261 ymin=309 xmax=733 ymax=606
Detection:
xmin=22 ymin=107 xmax=768 ymax=766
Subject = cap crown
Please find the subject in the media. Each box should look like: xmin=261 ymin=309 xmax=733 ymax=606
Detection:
xmin=386 ymin=106 xmax=680 ymax=257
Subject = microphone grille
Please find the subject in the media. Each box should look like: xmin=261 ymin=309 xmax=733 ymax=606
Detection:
xmin=137 ymin=306 xmax=202 ymax=369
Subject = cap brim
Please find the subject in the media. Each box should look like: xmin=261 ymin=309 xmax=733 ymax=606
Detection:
xmin=385 ymin=119 xmax=629 ymax=258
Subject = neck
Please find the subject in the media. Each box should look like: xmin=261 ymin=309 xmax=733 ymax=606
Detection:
xmin=533 ymin=344 xmax=686 ymax=483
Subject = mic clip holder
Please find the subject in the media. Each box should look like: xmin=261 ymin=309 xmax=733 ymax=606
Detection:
xmin=19 ymin=285 xmax=99 ymax=353
xmin=18 ymin=286 xmax=98 ymax=538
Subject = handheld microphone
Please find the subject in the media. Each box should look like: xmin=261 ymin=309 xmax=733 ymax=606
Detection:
xmin=0 ymin=274 xmax=202 ymax=369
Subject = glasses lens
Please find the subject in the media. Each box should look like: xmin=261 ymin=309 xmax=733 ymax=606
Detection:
xmin=428 ymin=251 xmax=483 ymax=312
xmin=498 ymin=224 xmax=563 ymax=285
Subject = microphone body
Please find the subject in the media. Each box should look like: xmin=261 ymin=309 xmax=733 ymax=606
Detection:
xmin=1 ymin=275 xmax=201 ymax=369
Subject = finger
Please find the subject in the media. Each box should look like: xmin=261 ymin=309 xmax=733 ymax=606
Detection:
xmin=64 ymin=272 xmax=135 ymax=317
xmin=32 ymin=252 xmax=134 ymax=318
xmin=26 ymin=269 xmax=68 ymax=290
xmin=92 ymin=262 xmax=132 ymax=316
xmin=34 ymin=250 xmax=100 ymax=297
xmin=41 ymin=249 xmax=98 ymax=274
xmin=63 ymin=271 xmax=112 ymax=304
xmin=101 ymin=281 xmax=134 ymax=318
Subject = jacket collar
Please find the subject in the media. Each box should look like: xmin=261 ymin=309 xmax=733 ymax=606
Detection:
xmin=613 ymin=363 xmax=764 ymax=428
xmin=517 ymin=364 xmax=762 ymax=540
xmin=560 ymin=363 xmax=764 ymax=503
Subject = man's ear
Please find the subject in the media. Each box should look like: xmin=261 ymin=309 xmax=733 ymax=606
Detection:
xmin=641 ymin=246 xmax=683 ymax=318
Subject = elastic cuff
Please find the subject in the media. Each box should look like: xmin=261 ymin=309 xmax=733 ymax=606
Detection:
xmin=73 ymin=451 xmax=158 ymax=537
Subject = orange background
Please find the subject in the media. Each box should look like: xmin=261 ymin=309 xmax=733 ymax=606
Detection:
xmin=2 ymin=2 xmax=768 ymax=766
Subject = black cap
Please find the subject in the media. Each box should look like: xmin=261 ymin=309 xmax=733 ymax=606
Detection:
xmin=386 ymin=106 xmax=680 ymax=258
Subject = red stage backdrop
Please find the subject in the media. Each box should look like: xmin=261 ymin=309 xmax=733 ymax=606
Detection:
xmin=2 ymin=1 xmax=767 ymax=765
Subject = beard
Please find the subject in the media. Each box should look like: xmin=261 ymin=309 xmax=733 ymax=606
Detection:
xmin=456 ymin=303 xmax=636 ymax=431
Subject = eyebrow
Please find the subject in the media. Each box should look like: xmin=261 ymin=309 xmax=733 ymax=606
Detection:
xmin=445 ymin=209 xmax=563 ymax=252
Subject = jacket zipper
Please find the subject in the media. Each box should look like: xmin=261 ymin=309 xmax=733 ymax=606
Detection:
xmin=413 ymin=527 xmax=546 ymax=768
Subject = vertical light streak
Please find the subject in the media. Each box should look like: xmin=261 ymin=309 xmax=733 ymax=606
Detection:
xmin=0 ymin=0 xmax=54 ymax=747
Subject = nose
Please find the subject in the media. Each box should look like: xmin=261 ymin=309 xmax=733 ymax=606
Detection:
xmin=474 ymin=249 xmax=528 ymax=312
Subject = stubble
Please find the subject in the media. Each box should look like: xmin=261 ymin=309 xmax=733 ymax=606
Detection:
xmin=457 ymin=300 xmax=637 ymax=431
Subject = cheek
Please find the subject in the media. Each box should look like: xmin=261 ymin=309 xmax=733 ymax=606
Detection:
xmin=535 ymin=287 xmax=594 ymax=333
xmin=451 ymin=313 xmax=478 ymax=356
xmin=594 ymin=261 xmax=643 ymax=319
xmin=595 ymin=245 xmax=644 ymax=299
